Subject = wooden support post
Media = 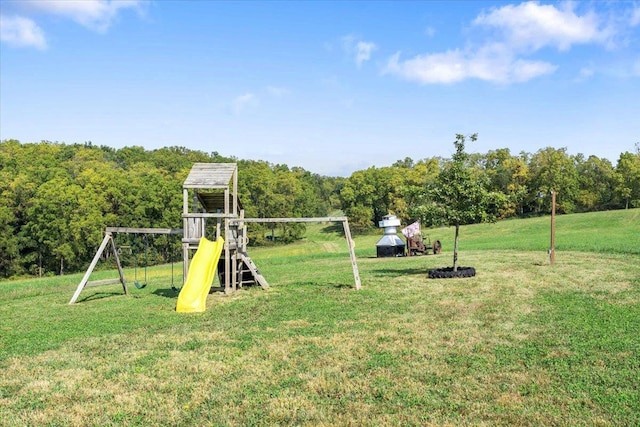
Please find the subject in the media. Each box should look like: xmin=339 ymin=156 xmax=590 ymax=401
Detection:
xmin=239 ymin=210 xmax=247 ymax=253
xmin=550 ymin=191 xmax=556 ymax=265
xmin=183 ymin=188 xmax=190 ymax=283
xmin=111 ymin=235 xmax=127 ymax=295
xmin=233 ymin=167 xmax=238 ymax=218
xmin=342 ymin=219 xmax=361 ymax=290
xmin=224 ymin=188 xmax=231 ymax=294
xmin=229 ymin=223 xmax=238 ymax=292
xmin=70 ymin=232 xmax=121 ymax=304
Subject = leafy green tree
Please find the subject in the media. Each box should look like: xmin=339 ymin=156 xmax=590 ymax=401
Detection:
xmin=575 ymin=155 xmax=615 ymax=211
xmin=614 ymin=149 xmax=640 ymax=209
xmin=481 ymin=149 xmax=529 ymax=217
xmin=0 ymin=142 xmax=20 ymax=276
xmin=25 ymin=176 xmax=84 ymax=275
xmin=411 ymin=134 xmax=507 ymax=271
xmin=340 ymin=166 xmax=411 ymax=228
xmin=340 ymin=167 xmax=378 ymax=229
xmin=0 ymin=155 xmax=20 ymax=276
xmin=527 ymin=147 xmax=579 ymax=214
xmin=401 ymin=157 xmax=442 ymax=218
xmin=236 ymin=160 xmax=336 ymax=243
xmin=502 ymin=155 xmax=529 ymax=216
xmin=237 ymin=160 xmax=280 ymax=243
xmin=0 ymin=205 xmax=19 ymax=277
xmin=344 ymin=204 xmax=375 ymax=233
xmin=6 ymin=172 xmax=39 ymax=276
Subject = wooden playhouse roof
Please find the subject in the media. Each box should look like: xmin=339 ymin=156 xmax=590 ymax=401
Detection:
xmin=183 ymin=163 xmax=237 ymax=189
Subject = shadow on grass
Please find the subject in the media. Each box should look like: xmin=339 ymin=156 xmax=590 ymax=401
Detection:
xmin=152 ymin=288 xmax=180 ymax=299
xmin=291 ymin=280 xmax=354 ymax=289
xmin=369 ymin=267 xmax=430 ymax=277
xmin=77 ymin=291 xmax=123 ymax=303
xmin=332 ymin=283 xmax=355 ymax=289
xmin=533 ymin=261 xmax=551 ymax=266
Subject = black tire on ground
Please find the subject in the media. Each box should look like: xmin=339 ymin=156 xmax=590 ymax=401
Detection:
xmin=428 ymin=266 xmax=476 ymax=279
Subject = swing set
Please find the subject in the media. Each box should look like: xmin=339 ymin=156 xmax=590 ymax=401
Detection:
xmin=117 ymin=235 xmax=149 ymax=289
xmin=69 ymin=227 xmax=183 ymax=304
xmin=70 ymin=162 xmax=362 ymax=308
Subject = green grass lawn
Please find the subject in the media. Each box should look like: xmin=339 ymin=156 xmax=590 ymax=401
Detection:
xmin=1 ymin=209 xmax=639 ymax=426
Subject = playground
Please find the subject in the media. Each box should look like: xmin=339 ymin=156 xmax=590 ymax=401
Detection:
xmin=1 ymin=209 xmax=639 ymax=426
xmin=69 ymin=163 xmax=360 ymax=310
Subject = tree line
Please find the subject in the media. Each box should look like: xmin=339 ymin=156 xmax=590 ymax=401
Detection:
xmin=341 ymin=143 xmax=640 ymax=232
xmin=1 ymin=138 xmax=638 ymax=279
xmin=0 ymin=140 xmax=341 ymax=278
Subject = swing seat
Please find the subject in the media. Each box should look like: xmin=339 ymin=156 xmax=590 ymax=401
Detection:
xmin=134 ymin=281 xmax=147 ymax=289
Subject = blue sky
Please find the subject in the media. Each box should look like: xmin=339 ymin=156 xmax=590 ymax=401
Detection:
xmin=1 ymin=1 xmax=639 ymax=176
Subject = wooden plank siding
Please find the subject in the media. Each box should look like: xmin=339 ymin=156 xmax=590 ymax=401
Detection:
xmin=183 ymin=163 xmax=237 ymax=189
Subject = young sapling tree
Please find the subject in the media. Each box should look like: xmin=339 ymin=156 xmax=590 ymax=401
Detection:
xmin=412 ymin=133 xmax=507 ymax=274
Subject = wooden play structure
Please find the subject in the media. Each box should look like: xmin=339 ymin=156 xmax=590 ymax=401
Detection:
xmin=70 ymin=162 xmax=361 ymax=304
xmin=181 ymin=162 xmax=259 ymax=293
xmin=182 ymin=163 xmax=361 ymax=293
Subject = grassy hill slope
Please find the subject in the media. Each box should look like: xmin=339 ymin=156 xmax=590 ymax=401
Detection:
xmin=335 ymin=208 xmax=640 ymax=257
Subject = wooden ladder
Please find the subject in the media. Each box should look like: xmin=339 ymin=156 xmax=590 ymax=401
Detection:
xmin=238 ymin=253 xmax=269 ymax=289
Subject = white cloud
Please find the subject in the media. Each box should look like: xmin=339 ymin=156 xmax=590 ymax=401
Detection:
xmin=384 ymin=51 xmax=466 ymax=84
xmin=473 ymin=1 xmax=610 ymax=52
xmin=0 ymin=15 xmax=47 ymax=49
xmin=384 ymin=42 xmax=556 ymax=85
xmin=20 ymin=0 xmax=146 ymax=32
xmin=355 ymin=41 xmax=377 ymax=67
xmin=384 ymin=1 xmax=618 ymax=85
xmin=231 ymin=93 xmax=259 ymax=114
xmin=509 ymin=58 xmax=558 ymax=82
xmin=342 ymin=34 xmax=377 ymax=67
xmin=0 ymin=0 xmax=145 ymax=49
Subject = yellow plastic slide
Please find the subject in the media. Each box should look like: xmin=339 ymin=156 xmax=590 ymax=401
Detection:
xmin=176 ymin=236 xmax=224 ymax=313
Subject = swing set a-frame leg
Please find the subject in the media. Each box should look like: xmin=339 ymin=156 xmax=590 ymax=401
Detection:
xmin=69 ymin=232 xmax=127 ymax=304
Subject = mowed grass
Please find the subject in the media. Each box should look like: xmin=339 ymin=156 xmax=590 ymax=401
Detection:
xmin=1 ymin=209 xmax=639 ymax=426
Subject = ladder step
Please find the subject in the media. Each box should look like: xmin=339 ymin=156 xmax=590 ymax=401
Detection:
xmin=217 ymin=254 xmax=269 ymax=290
xmin=239 ymin=254 xmax=269 ymax=289
xmin=216 ymin=260 xmax=256 ymax=288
